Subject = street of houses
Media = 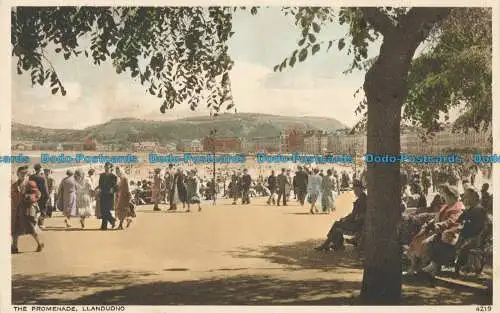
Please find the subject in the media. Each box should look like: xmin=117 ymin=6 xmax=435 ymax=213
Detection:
xmin=12 ymin=125 xmax=491 ymax=155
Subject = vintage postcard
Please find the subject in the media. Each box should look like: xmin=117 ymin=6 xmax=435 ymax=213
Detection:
xmin=1 ymin=1 xmax=497 ymax=312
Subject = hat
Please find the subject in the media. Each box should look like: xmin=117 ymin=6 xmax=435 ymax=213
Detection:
xmin=34 ymin=163 xmax=42 ymax=171
xmin=352 ymin=179 xmax=365 ymax=189
xmin=440 ymin=183 xmax=460 ymax=198
xmin=88 ymin=168 xmax=95 ymax=174
xmin=66 ymin=169 xmax=74 ymax=176
xmin=154 ymin=168 xmax=161 ymax=173
xmin=104 ymin=162 xmax=113 ymax=168
xmin=464 ymin=185 xmax=480 ymax=198
xmin=17 ymin=165 xmax=29 ymax=173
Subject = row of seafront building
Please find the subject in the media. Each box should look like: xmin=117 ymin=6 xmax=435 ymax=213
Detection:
xmin=12 ymin=126 xmax=491 ymax=155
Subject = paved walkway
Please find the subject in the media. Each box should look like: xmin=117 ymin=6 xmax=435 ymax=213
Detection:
xmin=12 ymin=193 xmax=491 ymax=305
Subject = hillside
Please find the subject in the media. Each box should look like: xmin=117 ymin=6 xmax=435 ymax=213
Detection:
xmin=12 ymin=113 xmax=347 ymax=144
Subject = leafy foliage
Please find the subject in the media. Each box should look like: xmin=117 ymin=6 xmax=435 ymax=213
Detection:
xmin=273 ymin=7 xmax=491 ymax=135
xmin=12 ymin=6 xmax=245 ymax=113
xmin=403 ymin=8 xmax=492 ymax=134
xmin=13 ymin=6 xmax=490 ymax=134
xmin=274 ymin=7 xmax=382 ymax=73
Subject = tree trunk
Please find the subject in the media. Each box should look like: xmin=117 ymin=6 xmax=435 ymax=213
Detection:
xmin=360 ymin=33 xmax=416 ymax=305
xmin=356 ymin=8 xmax=451 ymax=305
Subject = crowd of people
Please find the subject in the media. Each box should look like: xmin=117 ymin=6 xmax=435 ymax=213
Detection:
xmin=11 ymin=158 xmax=493 ymax=280
xmin=313 ymin=163 xmax=493 ymax=281
xmin=11 ymin=162 xmax=136 ymax=253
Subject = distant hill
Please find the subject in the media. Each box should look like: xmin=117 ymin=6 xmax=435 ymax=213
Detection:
xmin=12 ymin=113 xmax=347 ymax=144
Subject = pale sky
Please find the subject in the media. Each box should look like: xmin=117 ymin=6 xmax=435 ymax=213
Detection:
xmin=12 ymin=7 xmax=390 ymax=129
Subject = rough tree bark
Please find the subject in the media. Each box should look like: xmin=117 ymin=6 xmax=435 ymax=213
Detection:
xmin=359 ymin=8 xmax=451 ymax=305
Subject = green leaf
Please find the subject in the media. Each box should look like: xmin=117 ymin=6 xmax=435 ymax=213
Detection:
xmin=312 ymin=44 xmax=320 ymax=55
xmin=327 ymin=41 xmax=333 ymax=51
xmin=279 ymin=59 xmax=287 ymax=71
xmin=298 ymin=38 xmax=306 ymax=46
xmin=308 ymin=33 xmax=316 ymax=43
xmin=51 ymin=87 xmax=59 ymax=94
xmin=61 ymin=88 xmax=67 ymax=96
xmin=250 ymin=7 xmax=257 ymax=15
xmin=312 ymin=22 xmax=320 ymax=33
xmin=55 ymin=48 xmax=61 ymax=53
xmin=273 ymin=64 xmax=279 ymax=72
xmin=289 ymin=51 xmax=297 ymax=67
xmin=298 ymin=48 xmax=308 ymax=62
xmin=338 ymin=38 xmax=345 ymax=51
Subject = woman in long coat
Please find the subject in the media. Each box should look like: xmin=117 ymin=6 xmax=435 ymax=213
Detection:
xmin=320 ymin=169 xmax=336 ymax=213
xmin=43 ymin=168 xmax=56 ymax=217
xmin=407 ymin=183 xmax=464 ymax=275
xmin=151 ymin=168 xmax=163 ymax=211
xmin=75 ymin=170 xmax=93 ymax=229
xmin=169 ymin=168 xmax=187 ymax=211
xmin=230 ymin=171 xmax=240 ymax=205
xmin=186 ymin=169 xmax=202 ymax=212
xmin=115 ymin=167 xmax=133 ymax=229
xmin=11 ymin=166 xmax=44 ymax=253
xmin=57 ymin=169 xmax=77 ymax=228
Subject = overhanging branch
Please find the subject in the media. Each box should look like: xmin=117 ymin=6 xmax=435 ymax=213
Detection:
xmin=359 ymin=7 xmax=395 ymax=35
xmin=400 ymin=7 xmax=452 ymax=43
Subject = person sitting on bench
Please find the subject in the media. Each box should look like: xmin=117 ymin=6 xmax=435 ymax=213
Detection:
xmin=315 ymin=180 xmax=367 ymax=252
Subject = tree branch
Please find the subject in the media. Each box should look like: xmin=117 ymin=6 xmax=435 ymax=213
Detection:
xmin=359 ymin=7 xmax=395 ymax=35
xmin=399 ymin=7 xmax=452 ymax=43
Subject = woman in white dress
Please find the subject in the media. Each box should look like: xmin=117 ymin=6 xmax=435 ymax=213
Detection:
xmin=321 ymin=169 xmax=337 ymax=213
xmin=75 ymin=170 xmax=93 ymax=229
xmin=307 ymin=168 xmax=322 ymax=214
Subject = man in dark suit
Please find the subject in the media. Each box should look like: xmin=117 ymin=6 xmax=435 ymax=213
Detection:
xmin=240 ymin=168 xmax=252 ymax=204
xmin=29 ymin=164 xmax=50 ymax=227
xmin=267 ymin=170 xmax=276 ymax=205
xmin=294 ymin=166 xmax=308 ymax=206
xmin=276 ymin=168 xmax=290 ymax=206
xmin=315 ymin=180 xmax=367 ymax=251
xmin=98 ymin=162 xmax=117 ymax=230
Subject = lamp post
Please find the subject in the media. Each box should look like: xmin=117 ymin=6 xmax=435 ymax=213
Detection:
xmin=353 ymin=134 xmax=357 ymax=176
xmin=209 ymin=129 xmax=217 ymax=205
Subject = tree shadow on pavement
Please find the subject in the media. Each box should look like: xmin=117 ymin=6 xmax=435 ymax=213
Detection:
xmin=403 ymin=279 xmax=492 ymax=305
xmin=13 ymin=271 xmax=492 ymax=305
xmin=13 ymin=273 xmax=361 ymax=305
xmin=228 ymin=239 xmax=364 ymax=272
xmin=12 ymin=270 xmax=158 ymax=304
xmin=12 ymin=241 xmax=492 ymax=305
